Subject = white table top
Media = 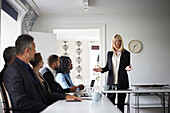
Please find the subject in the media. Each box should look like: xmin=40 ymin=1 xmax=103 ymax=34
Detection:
xmin=103 ymin=89 xmax=170 ymax=93
xmin=41 ymin=96 xmax=122 ymax=113
xmin=131 ymin=84 xmax=169 ymax=87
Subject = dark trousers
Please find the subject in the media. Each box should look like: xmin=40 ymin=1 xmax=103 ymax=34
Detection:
xmin=107 ymin=93 xmax=126 ymax=113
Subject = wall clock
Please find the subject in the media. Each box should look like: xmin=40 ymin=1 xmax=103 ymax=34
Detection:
xmin=128 ymin=40 xmax=142 ymax=53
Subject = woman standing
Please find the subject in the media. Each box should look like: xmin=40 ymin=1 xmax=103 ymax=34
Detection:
xmin=93 ymin=34 xmax=132 ymax=112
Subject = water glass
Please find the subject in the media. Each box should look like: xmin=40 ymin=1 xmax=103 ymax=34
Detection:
xmin=103 ymin=85 xmax=109 ymax=91
xmin=92 ymin=91 xmax=100 ymax=102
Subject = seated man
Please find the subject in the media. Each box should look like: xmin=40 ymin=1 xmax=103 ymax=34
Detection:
xmin=56 ymin=56 xmax=84 ymax=90
xmin=0 ymin=46 xmax=16 ymax=113
xmin=0 ymin=46 xmax=16 ymax=83
xmin=41 ymin=54 xmax=77 ymax=93
xmin=3 ymin=34 xmax=81 ymax=113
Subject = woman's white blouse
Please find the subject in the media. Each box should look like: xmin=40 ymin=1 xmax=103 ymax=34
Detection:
xmin=112 ymin=51 xmax=122 ymax=84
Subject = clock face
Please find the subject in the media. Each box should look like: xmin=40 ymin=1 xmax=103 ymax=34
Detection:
xmin=128 ymin=40 xmax=142 ymax=53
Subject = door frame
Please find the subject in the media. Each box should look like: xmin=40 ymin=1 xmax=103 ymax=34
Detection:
xmin=48 ymin=23 xmax=106 ymax=85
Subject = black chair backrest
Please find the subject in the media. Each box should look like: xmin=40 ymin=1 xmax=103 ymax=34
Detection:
xmin=1 ymin=82 xmax=31 ymax=113
xmin=0 ymin=85 xmax=5 ymax=113
xmin=0 ymin=82 xmax=11 ymax=113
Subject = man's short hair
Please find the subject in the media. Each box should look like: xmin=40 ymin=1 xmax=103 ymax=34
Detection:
xmin=15 ymin=34 xmax=34 ymax=55
xmin=3 ymin=46 xmax=16 ymax=64
xmin=48 ymin=54 xmax=58 ymax=66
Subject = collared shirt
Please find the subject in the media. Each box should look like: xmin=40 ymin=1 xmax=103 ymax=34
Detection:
xmin=55 ymin=73 xmax=74 ymax=89
xmin=46 ymin=64 xmax=56 ymax=80
xmin=112 ymin=51 xmax=122 ymax=84
xmin=16 ymin=57 xmax=37 ymax=84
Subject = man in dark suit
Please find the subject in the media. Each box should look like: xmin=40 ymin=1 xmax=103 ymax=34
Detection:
xmin=40 ymin=54 xmax=77 ymax=93
xmin=0 ymin=46 xmax=16 ymax=113
xmin=3 ymin=34 xmax=81 ymax=113
xmin=0 ymin=46 xmax=16 ymax=84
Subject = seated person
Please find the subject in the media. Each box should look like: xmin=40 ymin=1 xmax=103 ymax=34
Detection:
xmin=55 ymin=56 xmax=84 ymax=90
xmin=40 ymin=54 xmax=77 ymax=93
xmin=0 ymin=46 xmax=16 ymax=113
xmin=0 ymin=46 xmax=16 ymax=83
xmin=30 ymin=53 xmax=51 ymax=92
xmin=3 ymin=34 xmax=81 ymax=113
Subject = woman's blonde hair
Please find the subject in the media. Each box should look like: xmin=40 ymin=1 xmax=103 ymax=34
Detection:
xmin=112 ymin=34 xmax=125 ymax=51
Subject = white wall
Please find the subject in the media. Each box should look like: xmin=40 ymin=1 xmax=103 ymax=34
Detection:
xmin=32 ymin=15 xmax=170 ymax=85
xmin=0 ymin=1 xmax=1 ymax=71
xmin=0 ymin=1 xmax=3 ymax=112
xmin=32 ymin=15 xmax=170 ymax=113
xmin=0 ymin=0 xmax=27 ymax=70
xmin=28 ymin=31 xmax=57 ymax=67
xmin=0 ymin=10 xmax=21 ymax=70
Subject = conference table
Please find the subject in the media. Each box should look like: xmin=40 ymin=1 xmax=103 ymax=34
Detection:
xmin=41 ymin=95 xmax=122 ymax=113
xmin=103 ymin=89 xmax=170 ymax=113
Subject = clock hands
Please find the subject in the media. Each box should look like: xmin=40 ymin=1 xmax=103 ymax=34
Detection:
xmin=132 ymin=44 xmax=138 ymax=51
xmin=128 ymin=40 xmax=142 ymax=53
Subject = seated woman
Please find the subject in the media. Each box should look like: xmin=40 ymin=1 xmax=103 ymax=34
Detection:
xmin=30 ymin=53 xmax=82 ymax=102
xmin=56 ymin=56 xmax=84 ymax=90
xmin=30 ymin=53 xmax=77 ymax=93
xmin=30 ymin=53 xmax=51 ymax=92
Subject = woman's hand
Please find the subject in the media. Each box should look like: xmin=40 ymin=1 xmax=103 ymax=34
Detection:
xmin=125 ymin=65 xmax=133 ymax=71
xmin=93 ymin=65 xmax=103 ymax=72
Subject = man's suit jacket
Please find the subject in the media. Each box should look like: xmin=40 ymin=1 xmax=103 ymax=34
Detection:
xmin=0 ymin=64 xmax=8 ymax=83
xmin=102 ymin=50 xmax=130 ymax=89
xmin=41 ymin=67 xmax=70 ymax=93
xmin=3 ymin=58 xmax=65 ymax=113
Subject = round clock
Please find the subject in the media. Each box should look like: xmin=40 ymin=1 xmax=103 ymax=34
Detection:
xmin=128 ymin=40 xmax=142 ymax=53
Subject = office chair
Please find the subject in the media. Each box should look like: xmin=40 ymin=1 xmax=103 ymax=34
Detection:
xmin=0 ymin=82 xmax=10 ymax=113
xmin=0 ymin=87 xmax=5 ymax=113
xmin=0 ymin=97 xmax=4 ymax=113
xmin=0 ymin=82 xmax=27 ymax=113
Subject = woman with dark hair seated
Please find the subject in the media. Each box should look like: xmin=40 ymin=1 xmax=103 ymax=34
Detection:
xmin=56 ymin=56 xmax=84 ymax=91
xmin=30 ymin=53 xmax=51 ymax=92
xmin=30 ymin=53 xmax=77 ymax=93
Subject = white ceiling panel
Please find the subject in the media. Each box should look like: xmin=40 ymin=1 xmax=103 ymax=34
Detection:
xmin=32 ymin=0 xmax=170 ymax=15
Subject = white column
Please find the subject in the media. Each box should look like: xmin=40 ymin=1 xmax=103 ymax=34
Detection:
xmin=0 ymin=1 xmax=3 ymax=113
xmin=0 ymin=0 xmax=2 ymax=63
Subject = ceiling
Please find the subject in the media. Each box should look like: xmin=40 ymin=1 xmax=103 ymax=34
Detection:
xmin=32 ymin=0 xmax=170 ymax=16
xmin=29 ymin=0 xmax=170 ymax=41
